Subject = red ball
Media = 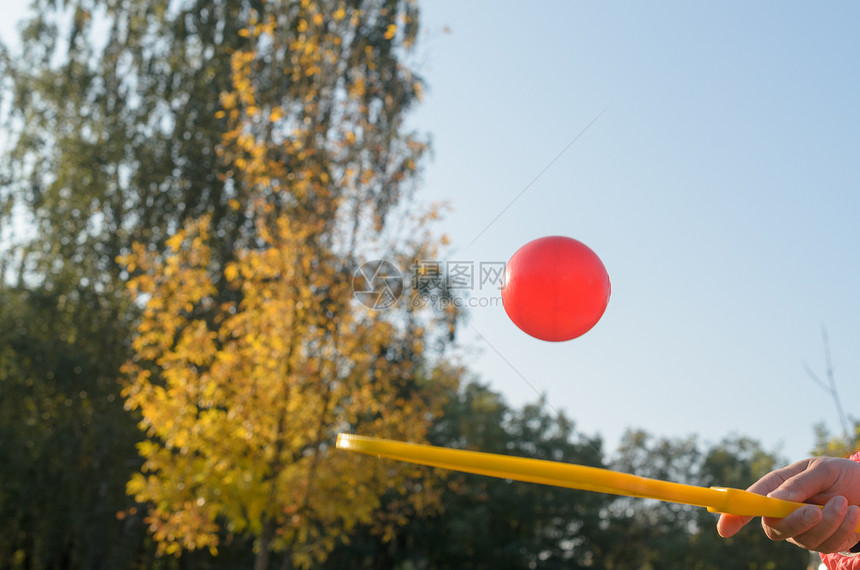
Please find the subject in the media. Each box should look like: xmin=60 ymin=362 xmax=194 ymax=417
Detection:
xmin=502 ymin=236 xmax=610 ymax=342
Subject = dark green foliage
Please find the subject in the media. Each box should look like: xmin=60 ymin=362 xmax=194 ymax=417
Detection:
xmin=594 ymin=430 xmax=809 ymax=570
xmin=323 ymin=382 xmax=610 ymax=570
xmin=323 ymin=386 xmax=810 ymax=570
xmin=0 ymin=286 xmax=144 ymax=568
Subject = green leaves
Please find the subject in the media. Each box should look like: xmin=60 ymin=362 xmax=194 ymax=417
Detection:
xmin=0 ymin=285 xmax=142 ymax=568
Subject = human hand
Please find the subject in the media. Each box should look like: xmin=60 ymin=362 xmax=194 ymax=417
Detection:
xmin=717 ymin=457 xmax=860 ymax=553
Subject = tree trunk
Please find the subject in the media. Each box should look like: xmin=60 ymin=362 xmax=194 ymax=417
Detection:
xmin=253 ymin=518 xmax=276 ymax=570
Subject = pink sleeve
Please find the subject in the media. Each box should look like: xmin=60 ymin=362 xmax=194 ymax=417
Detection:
xmin=819 ymin=452 xmax=860 ymax=570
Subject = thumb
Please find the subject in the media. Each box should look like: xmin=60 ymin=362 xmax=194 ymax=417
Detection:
xmin=717 ymin=513 xmax=754 ymax=538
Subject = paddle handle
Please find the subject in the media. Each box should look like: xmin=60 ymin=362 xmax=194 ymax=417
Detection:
xmin=337 ymin=433 xmax=860 ymax=532
xmin=708 ymin=487 xmax=812 ymax=517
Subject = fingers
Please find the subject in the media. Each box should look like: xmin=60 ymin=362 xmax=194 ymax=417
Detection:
xmin=761 ymin=496 xmax=860 ymax=553
xmin=812 ymin=502 xmax=860 ymax=553
xmin=766 ymin=458 xmax=844 ymax=504
xmin=716 ymin=458 xmax=860 ymax=553
xmin=761 ymin=503 xmax=823 ymax=542
xmin=717 ymin=513 xmax=754 ymax=538
xmin=716 ymin=460 xmax=815 ymax=539
xmin=738 ymin=460 xmax=814 ymax=501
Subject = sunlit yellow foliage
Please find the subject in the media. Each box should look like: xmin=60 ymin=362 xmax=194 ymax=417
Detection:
xmin=812 ymin=423 xmax=860 ymax=459
xmin=120 ymin=0 xmax=454 ymax=566
xmin=121 ymin=213 xmax=455 ymax=565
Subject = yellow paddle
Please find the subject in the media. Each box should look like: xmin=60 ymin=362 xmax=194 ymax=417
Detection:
xmin=336 ymin=433 xmax=843 ymax=522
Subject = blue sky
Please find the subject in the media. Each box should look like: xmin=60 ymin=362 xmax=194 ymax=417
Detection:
xmin=2 ymin=1 xmax=859 ymax=463
xmin=407 ymin=2 xmax=860 ymax=462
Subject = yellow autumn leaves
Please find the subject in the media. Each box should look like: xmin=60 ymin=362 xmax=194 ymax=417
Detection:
xmin=117 ymin=3 xmax=450 ymax=564
xmin=121 ymin=206 xmax=453 ymax=565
